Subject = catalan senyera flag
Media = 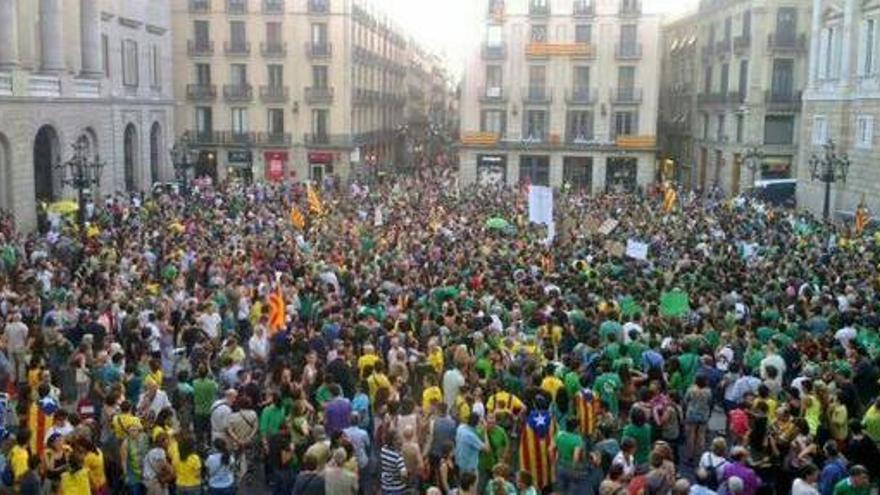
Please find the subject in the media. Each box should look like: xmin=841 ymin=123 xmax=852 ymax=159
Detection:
xmin=519 ymin=409 xmax=556 ymax=490
xmin=267 ymin=286 xmax=286 ymax=334
xmin=575 ymin=388 xmax=601 ymax=438
xmin=663 ymin=185 xmax=677 ymax=213
xmin=289 ymin=205 xmax=305 ymax=230
xmin=307 ymin=184 xmax=324 ymax=216
xmin=855 ymin=200 xmax=870 ymax=236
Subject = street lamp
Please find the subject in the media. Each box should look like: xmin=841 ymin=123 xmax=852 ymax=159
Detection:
xmin=743 ymin=146 xmax=764 ymax=188
xmin=809 ymin=139 xmax=850 ymax=221
xmin=59 ymin=138 xmax=104 ymax=233
xmin=170 ymin=137 xmax=195 ymax=196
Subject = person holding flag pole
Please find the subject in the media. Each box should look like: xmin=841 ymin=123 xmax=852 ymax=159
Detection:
xmin=663 ymin=182 xmax=677 ymax=214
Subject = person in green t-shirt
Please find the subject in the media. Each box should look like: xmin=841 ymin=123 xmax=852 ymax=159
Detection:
xmin=621 ymin=408 xmax=652 ymax=466
xmin=553 ymin=417 xmax=587 ymax=493
xmin=259 ymin=391 xmax=287 ymax=442
xmin=832 ymin=466 xmax=871 ymax=495
xmin=192 ymin=365 xmax=218 ymax=445
xmin=593 ymin=365 xmax=623 ymax=417
xmin=478 ymin=413 xmax=510 ymax=480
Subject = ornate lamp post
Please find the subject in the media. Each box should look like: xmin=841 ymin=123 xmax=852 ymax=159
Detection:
xmin=170 ymin=136 xmax=196 ymax=196
xmin=743 ymin=146 xmax=764 ymax=188
xmin=59 ymin=138 xmax=104 ymax=232
xmin=809 ymin=139 xmax=850 ymax=221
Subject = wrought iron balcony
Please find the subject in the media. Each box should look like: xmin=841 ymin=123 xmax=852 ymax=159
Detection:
xmin=611 ymin=87 xmax=642 ymax=104
xmin=764 ymin=90 xmax=802 ymax=111
xmin=619 ymin=0 xmax=641 ymax=17
xmin=306 ymin=42 xmax=333 ymax=59
xmin=257 ymin=132 xmax=292 ymax=146
xmin=187 ymin=40 xmax=215 ymax=56
xmin=262 ymin=0 xmax=284 ymax=13
xmin=479 ymin=86 xmax=508 ymax=104
xmin=767 ymin=33 xmax=807 ymax=53
xmin=304 ymin=133 xmax=352 ymax=147
xmin=716 ymin=39 xmax=730 ymax=54
xmin=523 ymin=86 xmax=552 ymax=104
xmin=189 ymin=0 xmax=211 ymax=13
xmin=307 ymin=0 xmax=329 ymax=14
xmin=481 ymin=43 xmax=507 ymax=60
xmin=226 ymin=131 xmax=256 ymax=145
xmin=734 ymin=35 xmax=750 ymax=52
xmin=261 ymin=42 xmax=287 ymax=57
xmin=305 ymin=86 xmax=335 ymax=104
xmin=573 ymin=0 xmax=595 ymax=17
xmin=566 ymin=131 xmax=595 ymax=144
xmin=187 ymin=130 xmax=223 ymax=145
xmin=227 ymin=0 xmax=247 ymax=14
xmin=615 ymin=43 xmax=643 ymax=60
xmin=565 ymin=87 xmax=596 ymax=104
xmin=224 ymin=41 xmax=251 ymax=56
xmin=528 ymin=2 xmax=550 ymax=17
xmin=259 ymin=85 xmax=289 ymax=102
xmin=223 ymin=84 xmax=253 ymax=102
xmin=186 ymin=84 xmax=217 ymax=101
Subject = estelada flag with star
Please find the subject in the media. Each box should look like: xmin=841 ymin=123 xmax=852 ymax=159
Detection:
xmin=307 ymin=183 xmax=324 ymax=216
xmin=519 ymin=408 xmax=556 ymax=489
xmin=855 ymin=196 xmax=870 ymax=236
xmin=575 ymin=388 xmax=601 ymax=438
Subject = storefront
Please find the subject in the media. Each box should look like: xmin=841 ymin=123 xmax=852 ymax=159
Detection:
xmin=476 ymin=154 xmax=507 ymax=185
xmin=606 ymin=157 xmax=637 ymax=193
xmin=563 ymin=156 xmax=592 ymax=192
xmin=196 ymin=150 xmax=218 ymax=183
xmin=761 ymin=155 xmax=793 ymax=180
xmin=227 ymin=150 xmax=253 ymax=184
xmin=264 ymin=151 xmax=288 ymax=183
xmin=519 ymin=155 xmax=550 ymax=186
xmin=308 ymin=152 xmax=335 ymax=184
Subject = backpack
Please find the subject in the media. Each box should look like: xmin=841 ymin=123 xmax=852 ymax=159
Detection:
xmin=703 ymin=456 xmax=727 ymax=490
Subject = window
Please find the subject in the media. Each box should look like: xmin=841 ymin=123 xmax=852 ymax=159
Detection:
xmin=742 ymin=10 xmax=751 ymax=38
xmin=525 ymin=110 xmax=546 ymax=140
xmin=266 ymin=22 xmax=282 ymax=45
xmin=487 ymin=25 xmax=503 ymax=46
xmin=267 ymin=108 xmax=285 ymax=135
xmin=862 ymin=19 xmax=876 ymax=75
xmin=486 ymin=65 xmax=502 ymax=90
xmin=195 ymin=107 xmax=213 ymax=133
xmin=775 ymin=7 xmax=797 ymax=44
xmin=812 ymin=116 xmax=828 ymax=145
xmin=735 ymin=114 xmax=744 ymax=142
xmin=575 ymin=24 xmax=592 ymax=44
xmin=231 ymin=108 xmax=248 ymax=134
xmin=771 ymin=59 xmax=794 ymax=99
xmin=702 ymin=113 xmax=710 ymax=139
xmin=614 ymin=111 xmax=637 ymax=137
xmin=738 ymin=60 xmax=748 ymax=98
xmin=567 ymin=111 xmax=594 ymax=142
xmin=704 ymin=66 xmax=713 ymax=94
xmin=230 ymin=64 xmax=247 ymax=85
xmin=530 ymin=25 xmax=547 ymax=42
xmin=620 ymin=24 xmax=637 ymax=48
xmin=724 ymin=17 xmax=732 ymax=43
xmin=820 ymin=26 xmax=840 ymax=79
xmin=230 ymin=21 xmax=247 ymax=47
xmin=708 ymin=23 xmax=716 ymax=45
xmin=519 ymin=156 xmax=549 ymax=186
xmin=122 ymin=39 xmax=138 ymax=87
xmin=312 ymin=109 xmax=329 ymax=138
xmin=195 ymin=64 xmax=211 ymax=85
xmin=717 ymin=114 xmax=725 ymax=141
xmin=268 ymin=65 xmax=283 ymax=87
xmin=102 ymin=34 xmax=109 ymax=77
xmin=528 ymin=65 xmax=546 ymax=96
xmin=573 ymin=66 xmax=590 ymax=92
xmin=764 ymin=115 xmax=794 ymax=145
xmin=618 ymin=66 xmax=635 ymax=90
xmin=480 ymin=110 xmax=506 ymax=134
xmin=311 ymin=23 xmax=328 ymax=46
xmin=194 ymin=20 xmax=210 ymax=46
xmin=150 ymin=45 xmax=161 ymax=88
xmin=720 ymin=63 xmax=729 ymax=94
xmin=312 ymin=65 xmax=328 ymax=88
xmin=857 ymin=115 xmax=874 ymax=148
xmin=563 ymin=157 xmax=592 ymax=191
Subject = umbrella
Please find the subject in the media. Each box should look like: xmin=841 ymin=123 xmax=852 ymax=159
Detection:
xmin=485 ymin=217 xmax=510 ymax=230
xmin=46 ymin=200 xmax=79 ymax=216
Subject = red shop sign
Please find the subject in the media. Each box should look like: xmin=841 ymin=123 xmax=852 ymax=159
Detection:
xmin=264 ymin=151 xmax=288 ymax=182
xmin=308 ymin=152 xmax=334 ymax=164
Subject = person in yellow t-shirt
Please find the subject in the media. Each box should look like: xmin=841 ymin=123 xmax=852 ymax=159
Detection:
xmin=427 ymin=342 xmax=444 ymax=376
xmin=152 ymin=409 xmax=180 ymax=465
xmin=9 ymin=429 xmax=30 ymax=482
xmin=59 ymin=462 xmax=91 ymax=495
xmin=540 ymin=366 xmax=564 ymax=400
xmin=82 ymin=439 xmax=107 ymax=495
xmin=112 ymin=402 xmax=143 ymax=440
xmin=357 ymin=345 xmax=381 ymax=378
xmin=487 ymin=390 xmax=526 ymax=417
xmin=173 ymin=434 xmax=203 ymax=494
xmin=366 ymin=363 xmax=392 ymax=401
xmin=422 ymin=375 xmax=443 ymax=412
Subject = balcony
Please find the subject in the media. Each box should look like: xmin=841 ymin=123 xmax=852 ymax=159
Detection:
xmin=764 ymin=90 xmax=802 ymax=112
xmin=262 ymin=0 xmax=284 ymax=13
xmin=565 ymin=87 xmax=596 ymax=104
xmin=573 ymin=0 xmax=595 ymax=17
xmin=619 ymin=0 xmax=641 ymax=17
xmin=224 ymin=41 xmax=251 ymax=56
xmin=186 ymin=84 xmax=217 ymax=101
xmin=188 ymin=130 xmax=223 ymax=145
xmin=615 ymin=43 xmax=643 ymax=60
xmin=304 ymin=133 xmax=352 ymax=147
xmin=528 ymin=2 xmax=550 ymax=17
xmin=222 ymin=84 xmax=253 ymax=101
xmin=258 ymin=85 xmax=289 ymax=103
xmin=481 ymin=43 xmax=507 ymax=60
xmin=226 ymin=131 xmax=256 ymax=145
xmin=189 ymin=0 xmax=211 ymax=13
xmin=261 ymin=42 xmax=287 ymax=57
xmin=767 ymin=33 xmax=807 ymax=53
xmin=257 ymin=132 xmax=292 ymax=146
xmin=566 ymin=131 xmax=595 ymax=144
xmin=527 ymin=42 xmax=595 ymax=58
xmin=488 ymin=0 xmax=505 ymax=21
xmin=611 ymin=87 xmax=642 ymax=104
xmin=306 ymin=42 xmax=333 ymax=59
xmin=523 ymin=86 xmax=552 ymax=104
xmin=353 ymin=88 xmax=379 ymax=105
xmin=701 ymin=44 xmax=714 ymax=62
xmin=716 ymin=39 xmax=730 ymax=55
xmin=479 ymin=86 xmax=508 ymax=104
xmin=697 ymin=92 xmax=741 ymax=105
xmin=305 ymin=86 xmax=335 ymax=104
xmin=307 ymin=0 xmax=329 ymax=14
xmin=227 ymin=0 xmax=247 ymax=13
xmin=187 ymin=40 xmax=214 ymax=56
xmin=734 ymin=35 xmax=750 ymax=53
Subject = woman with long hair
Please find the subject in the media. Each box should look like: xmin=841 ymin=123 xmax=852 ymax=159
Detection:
xmin=205 ymin=438 xmax=236 ymax=495
xmin=174 ymin=433 xmax=203 ymax=495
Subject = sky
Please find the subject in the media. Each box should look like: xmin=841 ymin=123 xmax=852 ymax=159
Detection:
xmin=373 ymin=0 xmax=700 ymax=78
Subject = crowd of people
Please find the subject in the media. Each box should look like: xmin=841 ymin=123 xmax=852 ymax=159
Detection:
xmin=0 ymin=169 xmax=878 ymax=495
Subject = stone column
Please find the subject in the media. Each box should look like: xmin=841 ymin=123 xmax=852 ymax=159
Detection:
xmin=808 ymin=0 xmax=822 ymax=86
xmin=80 ymin=0 xmax=102 ymax=78
xmin=39 ymin=0 xmax=64 ymax=73
xmin=840 ymin=0 xmax=857 ymax=86
xmin=0 ymin=0 xmax=18 ymax=69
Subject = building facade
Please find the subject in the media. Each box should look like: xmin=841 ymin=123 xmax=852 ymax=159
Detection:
xmin=171 ymin=0 xmax=438 ymax=185
xmin=799 ymin=0 xmax=880 ymax=218
xmin=458 ymin=0 xmax=662 ymax=193
xmin=658 ymin=17 xmax=698 ymax=185
xmin=666 ymin=0 xmax=811 ymax=195
xmin=0 ymin=0 xmax=174 ymax=230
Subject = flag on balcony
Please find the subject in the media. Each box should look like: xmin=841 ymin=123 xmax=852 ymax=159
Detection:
xmin=663 ymin=185 xmax=677 ymax=213
xmin=289 ymin=205 xmax=305 ymax=230
xmin=307 ymin=184 xmax=324 ymax=216
xmin=267 ymin=286 xmax=286 ymax=334
xmin=855 ymin=197 xmax=870 ymax=236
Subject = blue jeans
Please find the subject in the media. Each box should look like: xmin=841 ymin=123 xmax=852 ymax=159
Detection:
xmin=208 ymin=487 xmax=236 ymax=495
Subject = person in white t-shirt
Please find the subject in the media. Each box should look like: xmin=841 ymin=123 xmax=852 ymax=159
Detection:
xmin=791 ymin=463 xmax=820 ymax=495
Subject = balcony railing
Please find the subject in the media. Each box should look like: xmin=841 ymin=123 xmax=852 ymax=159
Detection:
xmin=522 ymin=130 xmax=546 ymax=142
xmin=223 ymin=84 xmax=253 ymax=101
xmin=734 ymin=35 xmax=750 ymax=52
xmin=186 ymin=84 xmax=217 ymax=101
xmin=188 ymin=130 xmax=223 ymax=145
xmin=565 ymin=87 xmax=596 ymax=104
xmin=227 ymin=0 xmax=247 ymax=14
xmin=307 ymin=0 xmax=329 ymax=14
xmin=189 ymin=0 xmax=211 ymax=13
xmin=698 ymin=92 xmax=742 ymax=105
xmin=764 ymin=90 xmax=802 ymax=111
xmin=224 ymin=41 xmax=251 ymax=55
xmin=528 ymin=2 xmax=550 ymax=17
xmin=226 ymin=131 xmax=256 ymax=145
xmin=304 ymin=133 xmax=352 ymax=147
xmin=479 ymin=86 xmax=508 ymax=103
xmin=262 ymin=0 xmax=284 ymax=13
xmin=488 ymin=0 xmax=505 ymax=18
xmin=716 ymin=39 xmax=730 ymax=54
xmin=306 ymin=42 xmax=333 ymax=59
xmin=566 ymin=131 xmax=596 ymax=144
xmin=573 ymin=0 xmax=595 ymax=17
xmin=481 ymin=43 xmax=507 ymax=60
xmin=305 ymin=86 xmax=335 ymax=104
xmin=767 ymin=33 xmax=807 ymax=52
xmin=619 ymin=0 xmax=641 ymax=16
xmin=261 ymin=42 xmax=287 ymax=57
xmin=257 ymin=132 xmax=292 ymax=146
xmin=259 ymin=85 xmax=290 ymax=102
xmin=615 ymin=43 xmax=643 ymax=60
xmin=187 ymin=40 xmax=214 ymax=56
xmin=523 ymin=86 xmax=552 ymax=104
xmin=611 ymin=87 xmax=642 ymax=104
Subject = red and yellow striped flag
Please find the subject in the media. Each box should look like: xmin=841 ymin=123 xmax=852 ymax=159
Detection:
xmin=289 ymin=205 xmax=305 ymax=230
xmin=267 ymin=286 xmax=286 ymax=334
xmin=519 ymin=409 xmax=556 ymax=490
xmin=855 ymin=200 xmax=870 ymax=236
xmin=663 ymin=185 xmax=677 ymax=213
xmin=575 ymin=388 xmax=601 ymax=438
xmin=307 ymin=184 xmax=324 ymax=216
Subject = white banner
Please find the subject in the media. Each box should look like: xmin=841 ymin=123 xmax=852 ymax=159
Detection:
xmin=528 ymin=186 xmax=554 ymax=226
xmin=625 ymin=239 xmax=649 ymax=260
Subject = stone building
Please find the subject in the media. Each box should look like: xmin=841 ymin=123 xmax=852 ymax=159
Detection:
xmin=658 ymin=16 xmax=698 ymax=185
xmin=0 ymin=0 xmax=174 ymax=230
